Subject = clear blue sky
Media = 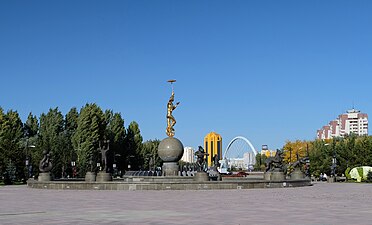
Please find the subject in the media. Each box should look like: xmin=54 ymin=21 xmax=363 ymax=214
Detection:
xmin=1 ymin=1 xmax=371 ymax=152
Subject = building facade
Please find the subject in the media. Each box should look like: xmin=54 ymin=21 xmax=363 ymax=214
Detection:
xmin=260 ymin=145 xmax=275 ymax=157
xmin=317 ymin=109 xmax=368 ymax=140
xmin=204 ymin=132 xmax=222 ymax=167
xmin=181 ymin=147 xmax=195 ymax=163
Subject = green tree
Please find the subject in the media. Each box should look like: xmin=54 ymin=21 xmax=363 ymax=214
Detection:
xmin=24 ymin=112 xmax=39 ymax=137
xmin=0 ymin=110 xmax=24 ymax=181
xmin=0 ymin=107 xmax=5 ymax=177
xmin=105 ymin=112 xmax=126 ymax=174
xmin=308 ymin=140 xmax=332 ymax=177
xmin=72 ymin=103 xmax=105 ymax=176
xmin=38 ymin=108 xmax=64 ymax=178
xmin=125 ymin=121 xmax=143 ymax=170
xmin=254 ymin=153 xmax=267 ymax=171
xmin=23 ymin=112 xmax=39 ymax=179
xmin=141 ymin=139 xmax=161 ymax=171
xmin=63 ymin=107 xmax=79 ymax=177
xmin=3 ymin=160 xmax=17 ymax=185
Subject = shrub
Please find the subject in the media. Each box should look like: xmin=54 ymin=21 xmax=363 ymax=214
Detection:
xmin=357 ymin=167 xmax=364 ymax=180
xmin=3 ymin=161 xmax=17 ymax=185
xmin=345 ymin=167 xmax=351 ymax=180
xmin=367 ymin=171 xmax=372 ymax=183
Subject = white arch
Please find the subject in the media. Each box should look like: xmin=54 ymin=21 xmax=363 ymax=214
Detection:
xmin=223 ymin=136 xmax=257 ymax=159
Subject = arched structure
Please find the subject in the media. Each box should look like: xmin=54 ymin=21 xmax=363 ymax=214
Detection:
xmin=223 ymin=136 xmax=258 ymax=159
xmin=218 ymin=136 xmax=257 ymax=173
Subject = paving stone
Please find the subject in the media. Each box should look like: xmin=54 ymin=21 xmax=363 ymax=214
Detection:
xmin=0 ymin=183 xmax=372 ymax=224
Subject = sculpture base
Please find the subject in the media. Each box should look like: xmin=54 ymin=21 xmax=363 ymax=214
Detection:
xmin=38 ymin=172 xmax=51 ymax=181
xmin=85 ymin=172 xmax=96 ymax=182
xmin=291 ymin=170 xmax=305 ymax=180
xmin=162 ymin=162 xmax=179 ymax=176
xmin=271 ymin=171 xmax=285 ymax=181
xmin=96 ymin=172 xmax=112 ymax=182
xmin=264 ymin=172 xmax=271 ymax=181
xmin=265 ymin=172 xmax=285 ymax=181
xmin=194 ymin=172 xmax=209 ymax=182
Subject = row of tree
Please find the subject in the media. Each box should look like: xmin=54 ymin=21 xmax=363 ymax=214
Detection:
xmin=254 ymin=134 xmax=372 ymax=177
xmin=0 ymin=104 xmax=162 ymax=183
xmin=2 ymin=103 xmax=371 ymax=182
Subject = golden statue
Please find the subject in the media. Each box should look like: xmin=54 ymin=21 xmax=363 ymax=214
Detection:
xmin=166 ymin=80 xmax=180 ymax=137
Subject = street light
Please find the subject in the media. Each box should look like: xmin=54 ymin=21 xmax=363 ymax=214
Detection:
xmin=325 ymin=143 xmax=337 ymax=181
xmin=127 ymin=155 xmax=134 ymax=171
xmin=25 ymin=144 xmax=35 ymax=180
xmin=113 ymin=163 xmax=117 ymax=177
xmin=71 ymin=161 xmax=76 ymax=178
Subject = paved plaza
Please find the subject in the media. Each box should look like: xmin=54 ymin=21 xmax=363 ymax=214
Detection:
xmin=1 ymin=182 xmax=372 ymax=225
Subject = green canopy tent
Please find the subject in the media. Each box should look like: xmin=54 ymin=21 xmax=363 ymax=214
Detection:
xmin=349 ymin=166 xmax=372 ymax=182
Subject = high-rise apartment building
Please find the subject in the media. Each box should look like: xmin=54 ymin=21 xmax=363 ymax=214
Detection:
xmin=181 ymin=147 xmax=195 ymax=163
xmin=204 ymin=132 xmax=222 ymax=167
xmin=317 ymin=109 xmax=368 ymax=140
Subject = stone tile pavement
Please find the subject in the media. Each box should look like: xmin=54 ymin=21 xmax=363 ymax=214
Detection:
xmin=1 ymin=182 xmax=372 ymax=225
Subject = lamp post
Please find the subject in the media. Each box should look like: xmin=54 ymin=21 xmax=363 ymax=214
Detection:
xmin=127 ymin=155 xmax=134 ymax=171
xmin=25 ymin=144 xmax=35 ymax=180
xmin=329 ymin=142 xmax=337 ymax=180
xmin=25 ymin=158 xmax=29 ymax=180
xmin=325 ymin=143 xmax=336 ymax=181
xmin=305 ymin=143 xmax=310 ymax=177
xmin=113 ymin=163 xmax=117 ymax=177
xmin=332 ymin=151 xmax=337 ymax=178
xmin=113 ymin=153 xmax=120 ymax=178
xmin=71 ymin=161 xmax=76 ymax=178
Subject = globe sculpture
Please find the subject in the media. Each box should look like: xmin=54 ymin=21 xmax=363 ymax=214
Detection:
xmin=158 ymin=80 xmax=184 ymax=176
xmin=158 ymin=137 xmax=184 ymax=176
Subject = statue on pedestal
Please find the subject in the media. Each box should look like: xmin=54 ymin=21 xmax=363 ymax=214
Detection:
xmin=39 ymin=150 xmax=52 ymax=172
xmin=265 ymin=149 xmax=284 ymax=172
xmin=98 ymin=140 xmax=110 ymax=172
xmin=195 ymin=146 xmax=209 ymax=172
xmin=158 ymin=80 xmax=184 ymax=176
xmin=290 ymin=152 xmax=309 ymax=179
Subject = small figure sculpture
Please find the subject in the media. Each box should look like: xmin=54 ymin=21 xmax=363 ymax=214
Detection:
xmin=291 ymin=156 xmax=309 ymax=172
xmin=212 ymin=154 xmax=220 ymax=168
xmin=89 ymin=156 xmax=94 ymax=172
xmin=265 ymin=150 xmax=284 ymax=172
xmin=166 ymin=90 xmax=180 ymax=137
xmin=39 ymin=150 xmax=52 ymax=172
xmin=195 ymin=146 xmax=209 ymax=172
xmin=98 ymin=140 xmax=110 ymax=172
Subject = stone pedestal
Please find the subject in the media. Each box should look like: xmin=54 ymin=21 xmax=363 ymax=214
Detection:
xmin=264 ymin=172 xmax=272 ymax=180
xmin=38 ymin=172 xmax=51 ymax=181
xmin=271 ymin=171 xmax=285 ymax=181
xmin=291 ymin=170 xmax=305 ymax=180
xmin=194 ymin=172 xmax=209 ymax=182
xmin=162 ymin=162 xmax=179 ymax=176
xmin=96 ymin=172 xmax=112 ymax=182
xmin=85 ymin=172 xmax=96 ymax=182
xmin=158 ymin=137 xmax=184 ymax=177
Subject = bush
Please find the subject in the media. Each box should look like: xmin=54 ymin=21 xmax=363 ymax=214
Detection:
xmin=345 ymin=167 xmax=351 ymax=180
xmin=367 ymin=171 xmax=372 ymax=183
xmin=357 ymin=167 xmax=364 ymax=180
xmin=3 ymin=161 xmax=17 ymax=185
